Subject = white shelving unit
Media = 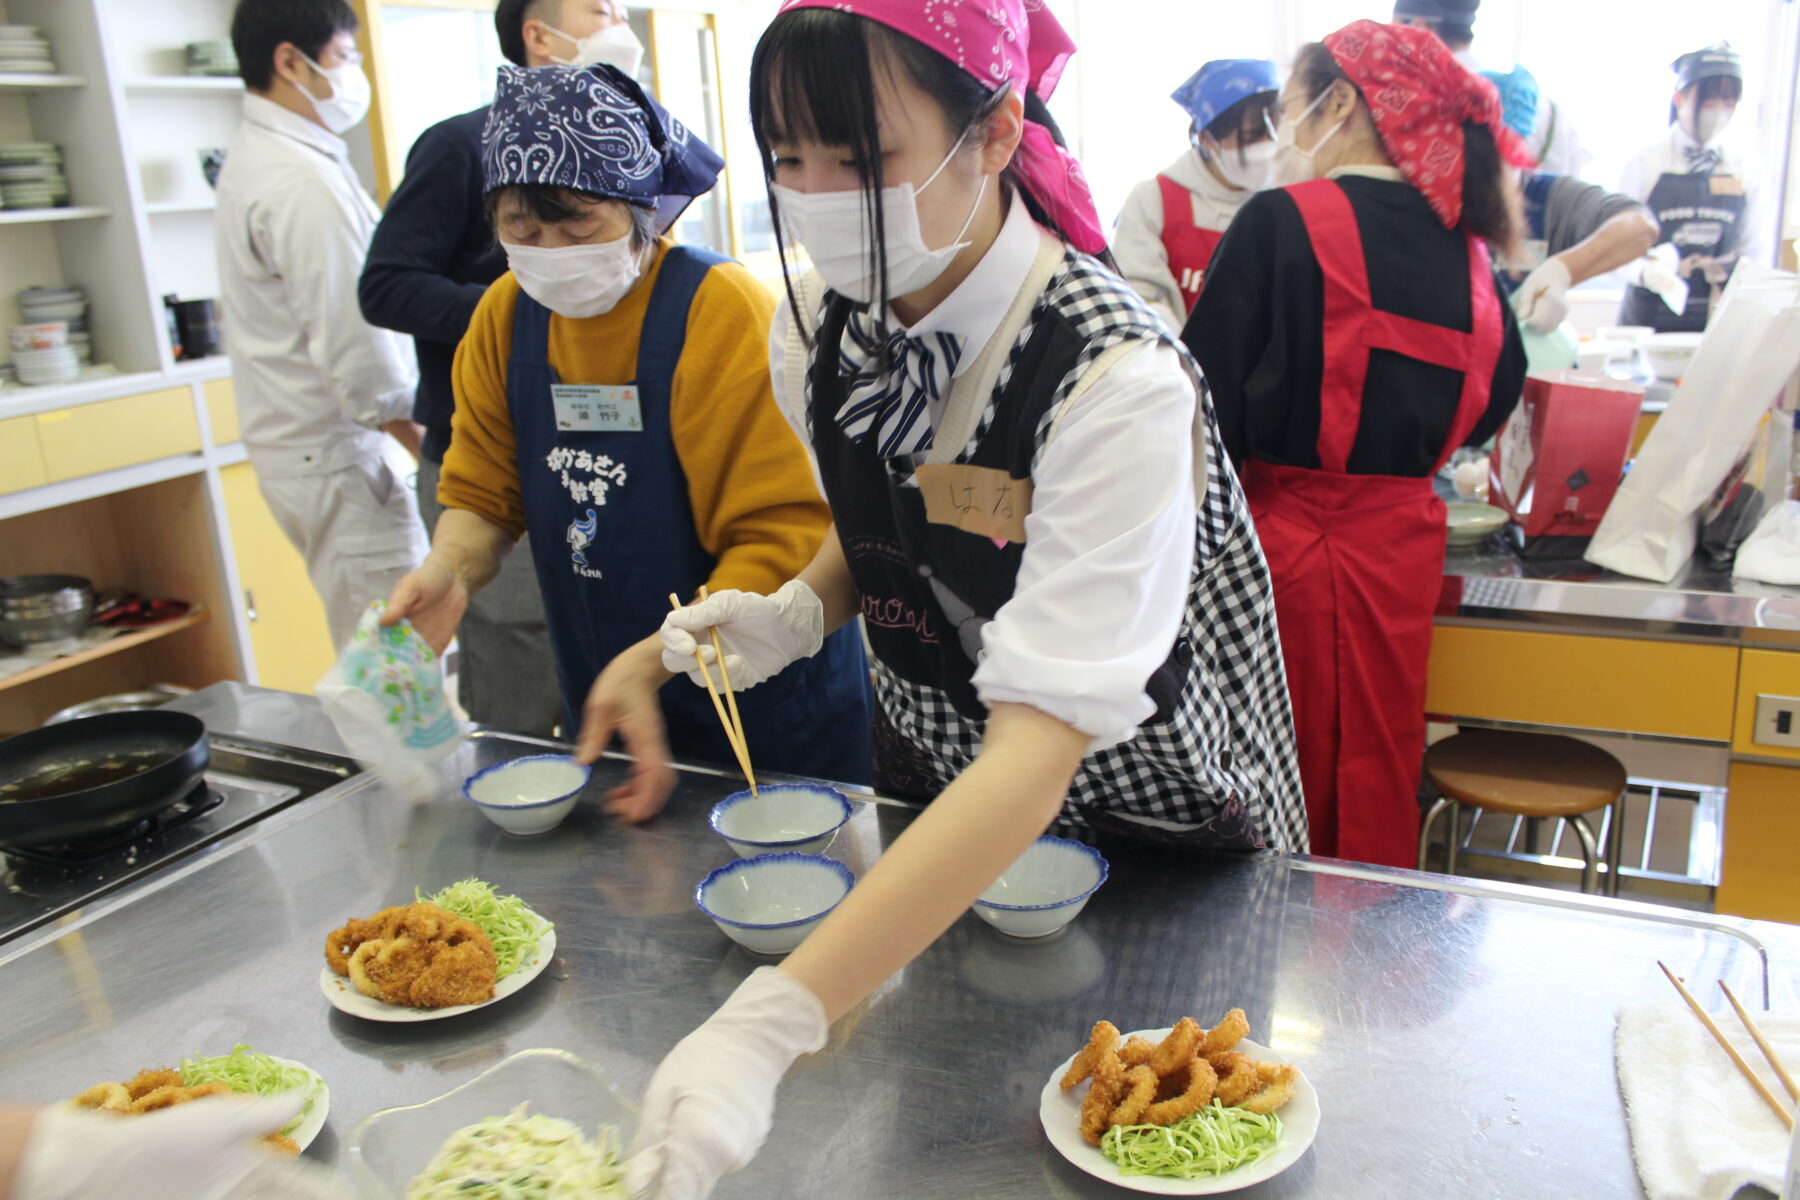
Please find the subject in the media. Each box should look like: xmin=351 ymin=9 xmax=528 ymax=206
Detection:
xmin=0 ymin=205 xmax=109 ymax=225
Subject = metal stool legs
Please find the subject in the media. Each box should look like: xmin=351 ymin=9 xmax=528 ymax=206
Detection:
xmin=1418 ymin=798 xmax=1454 ymax=872
xmin=1604 ymin=792 xmax=1629 ymax=898
xmin=1568 ymin=813 xmax=1601 ymax=895
xmin=1419 ymin=795 xmax=1622 ymax=896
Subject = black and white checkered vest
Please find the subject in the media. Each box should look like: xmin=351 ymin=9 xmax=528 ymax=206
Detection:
xmin=803 ymin=239 xmax=1307 ymax=854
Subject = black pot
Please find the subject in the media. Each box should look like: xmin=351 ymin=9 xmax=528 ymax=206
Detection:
xmin=0 ymin=711 xmax=209 ymax=848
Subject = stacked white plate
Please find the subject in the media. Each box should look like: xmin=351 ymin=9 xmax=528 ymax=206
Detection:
xmin=12 ymin=344 xmax=78 ymax=386
xmin=20 ymin=286 xmax=91 ymax=365
xmin=185 ymin=39 xmax=238 ymax=77
xmin=0 ymin=144 xmax=68 ymax=209
xmin=0 ymin=26 xmax=56 ymax=74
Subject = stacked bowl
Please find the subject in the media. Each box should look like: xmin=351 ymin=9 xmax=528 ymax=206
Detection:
xmin=0 ymin=144 xmax=69 ymax=210
xmin=0 ymin=26 xmax=56 ymax=74
xmin=697 ymin=784 xmax=856 ymax=956
xmin=10 ymin=321 xmax=78 ymax=386
xmin=185 ymin=39 xmax=239 ymax=77
xmin=20 ymin=286 xmax=92 ymax=365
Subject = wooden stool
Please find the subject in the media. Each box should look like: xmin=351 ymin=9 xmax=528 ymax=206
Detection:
xmin=1418 ymin=730 xmax=1629 ymax=895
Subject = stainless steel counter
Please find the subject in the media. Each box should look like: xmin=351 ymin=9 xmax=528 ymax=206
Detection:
xmin=2 ymin=684 xmax=1795 ymax=1198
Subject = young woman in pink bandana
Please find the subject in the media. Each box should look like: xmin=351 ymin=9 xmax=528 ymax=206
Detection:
xmin=1184 ymin=20 xmax=1530 ymax=871
xmin=626 ymin=3 xmax=1305 ymax=1195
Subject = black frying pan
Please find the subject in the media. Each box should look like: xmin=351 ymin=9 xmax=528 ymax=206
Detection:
xmin=0 ymin=711 xmax=208 ymax=848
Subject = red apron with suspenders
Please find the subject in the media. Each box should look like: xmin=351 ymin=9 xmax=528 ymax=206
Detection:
xmin=1157 ymin=174 xmax=1225 ymax=317
xmin=1243 ymin=178 xmax=1503 ymax=868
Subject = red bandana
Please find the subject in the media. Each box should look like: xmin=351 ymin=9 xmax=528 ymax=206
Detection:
xmin=1323 ymin=20 xmax=1533 ymax=229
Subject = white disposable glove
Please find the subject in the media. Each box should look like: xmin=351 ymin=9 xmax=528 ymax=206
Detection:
xmin=16 ymin=1095 xmax=351 ymax=1200
xmin=626 ymin=967 xmax=829 ymax=1200
xmin=659 ymin=581 xmax=824 ymax=691
xmin=1512 ymin=256 xmax=1572 ymax=333
xmin=1635 ymin=246 xmax=1691 ymax=315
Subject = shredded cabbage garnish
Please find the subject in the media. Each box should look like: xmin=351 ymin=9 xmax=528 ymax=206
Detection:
xmin=418 ymin=877 xmax=550 ymax=981
xmin=178 ymin=1044 xmax=319 ymax=1135
xmin=1100 ymin=1100 xmax=1284 ymax=1180
xmin=405 ymin=1104 xmax=627 ymax=1200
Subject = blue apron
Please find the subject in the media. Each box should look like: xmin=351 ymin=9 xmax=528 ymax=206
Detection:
xmin=507 ymin=245 xmax=873 ymax=784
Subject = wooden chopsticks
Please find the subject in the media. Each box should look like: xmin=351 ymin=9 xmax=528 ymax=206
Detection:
xmin=669 ymin=590 xmax=757 ymax=795
xmin=1719 ymin=979 xmax=1800 ymax=1102
xmin=1657 ymin=961 xmax=1795 ymax=1129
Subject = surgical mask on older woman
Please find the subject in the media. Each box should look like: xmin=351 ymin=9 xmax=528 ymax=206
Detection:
xmin=503 ymin=234 xmax=642 ymax=319
xmin=1271 ymin=89 xmax=1348 ymax=187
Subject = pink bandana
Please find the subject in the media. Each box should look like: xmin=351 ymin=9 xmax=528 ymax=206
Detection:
xmin=1323 ymin=20 xmax=1534 ymax=229
xmin=775 ymin=0 xmax=1106 ymax=255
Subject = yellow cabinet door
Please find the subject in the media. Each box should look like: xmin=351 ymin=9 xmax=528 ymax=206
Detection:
xmin=36 ymin=389 xmax=203 ymax=482
xmin=204 ymin=378 xmax=241 ymax=447
xmin=219 ymin=462 xmax=336 ymax=693
xmin=0 ymin=415 xmax=49 ymax=495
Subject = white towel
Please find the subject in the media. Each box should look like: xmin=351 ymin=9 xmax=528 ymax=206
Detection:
xmin=1615 ymin=1003 xmax=1799 ymax=1200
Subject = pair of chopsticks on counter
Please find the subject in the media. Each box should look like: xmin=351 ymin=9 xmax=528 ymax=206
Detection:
xmin=1658 ymin=961 xmax=1796 ymax=1129
xmin=669 ymin=589 xmax=757 ymax=795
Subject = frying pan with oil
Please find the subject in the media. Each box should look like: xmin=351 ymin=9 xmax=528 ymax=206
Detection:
xmin=0 ymin=710 xmax=208 ymax=848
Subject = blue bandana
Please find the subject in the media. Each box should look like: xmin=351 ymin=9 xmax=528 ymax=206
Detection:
xmin=1171 ymin=59 xmax=1279 ymax=132
xmin=481 ymin=64 xmax=724 ymax=232
xmin=1481 ymin=66 xmax=1540 ymax=141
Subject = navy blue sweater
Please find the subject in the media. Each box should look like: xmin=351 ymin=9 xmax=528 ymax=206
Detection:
xmin=358 ymin=106 xmax=507 ymax=464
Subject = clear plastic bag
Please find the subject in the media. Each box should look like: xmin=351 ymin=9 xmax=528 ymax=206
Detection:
xmin=316 ymin=602 xmax=463 ymax=801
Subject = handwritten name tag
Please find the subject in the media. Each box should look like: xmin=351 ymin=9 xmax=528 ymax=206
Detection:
xmin=552 ymin=384 xmax=643 ymax=433
xmin=1709 ymin=176 xmax=1745 ymax=198
xmin=915 ymin=463 xmax=1033 ymax=547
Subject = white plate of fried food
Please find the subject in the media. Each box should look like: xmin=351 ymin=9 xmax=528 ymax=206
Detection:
xmin=319 ymin=891 xmax=556 ymax=1023
xmin=70 ymin=1050 xmax=329 ymax=1154
xmin=1040 ymin=1011 xmax=1320 ymax=1194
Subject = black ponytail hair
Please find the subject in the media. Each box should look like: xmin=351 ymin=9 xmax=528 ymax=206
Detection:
xmin=750 ymin=8 xmax=1106 ymax=345
xmin=1293 ymin=42 xmax=1522 ymax=261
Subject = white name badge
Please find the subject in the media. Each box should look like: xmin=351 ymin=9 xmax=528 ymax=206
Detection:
xmin=551 ymin=384 xmax=643 ymax=433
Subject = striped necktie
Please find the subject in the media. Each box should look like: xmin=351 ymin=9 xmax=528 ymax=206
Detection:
xmin=1684 ymin=145 xmax=1722 ymax=174
xmin=835 ymin=310 xmax=965 ymax=459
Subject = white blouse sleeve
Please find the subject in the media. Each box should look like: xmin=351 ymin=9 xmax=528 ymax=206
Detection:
xmin=971 ymin=339 xmax=1198 ymax=750
xmin=1111 ymin=180 xmax=1185 ymax=333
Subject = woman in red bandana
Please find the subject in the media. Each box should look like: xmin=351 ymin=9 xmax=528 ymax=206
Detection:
xmin=1184 ymin=20 xmax=1529 ymax=870
xmin=623 ymin=2 xmax=1305 ymax=1195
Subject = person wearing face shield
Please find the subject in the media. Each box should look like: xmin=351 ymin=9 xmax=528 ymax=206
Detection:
xmin=214 ymin=0 xmax=429 ymax=651
xmin=629 ymin=5 xmax=1305 ymax=1193
xmin=381 ymin=64 xmax=872 ymax=821
xmin=357 ymin=0 xmax=642 ymax=740
xmin=1113 ymin=59 xmax=1281 ymax=329
xmin=1479 ymin=67 xmax=1659 ymax=334
xmin=1617 ymin=43 xmax=1769 ymax=333
xmin=1183 ymin=21 xmax=1528 ymax=870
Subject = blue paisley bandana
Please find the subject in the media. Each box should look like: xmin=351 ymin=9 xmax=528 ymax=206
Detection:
xmin=481 ymin=63 xmax=723 ymax=232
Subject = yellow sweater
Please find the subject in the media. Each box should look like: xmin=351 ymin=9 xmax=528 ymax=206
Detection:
xmin=440 ymin=240 xmax=828 ymax=597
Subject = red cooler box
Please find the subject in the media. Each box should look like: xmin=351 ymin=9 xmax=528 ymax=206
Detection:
xmin=1489 ymin=369 xmax=1644 ymax=540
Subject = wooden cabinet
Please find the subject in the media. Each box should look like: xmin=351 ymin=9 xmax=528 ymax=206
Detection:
xmin=0 ymin=416 xmax=49 ymax=496
xmin=35 ymin=388 xmax=202 ymax=481
xmin=1717 ymin=761 xmax=1800 ymax=924
xmin=218 ymin=462 xmax=335 ymax=694
xmin=204 ymin=378 xmax=240 ymax=446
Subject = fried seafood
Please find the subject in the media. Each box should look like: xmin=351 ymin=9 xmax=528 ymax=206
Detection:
xmin=72 ymin=1081 xmax=131 ymax=1114
xmin=326 ymin=901 xmax=498 ymax=1009
xmin=1145 ymin=1057 xmax=1219 ymax=1126
xmin=125 ymin=1068 xmax=183 ymax=1099
xmin=1062 ymin=1008 xmax=1297 ymax=1144
xmin=1078 ymin=1048 xmax=1125 ymax=1146
xmin=1060 ymin=1020 xmax=1121 ymax=1091
xmin=130 ymin=1081 xmax=231 ymax=1113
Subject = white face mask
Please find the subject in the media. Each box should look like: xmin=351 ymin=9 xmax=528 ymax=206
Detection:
xmin=770 ymin=132 xmax=987 ymax=304
xmin=297 ymin=51 xmax=371 ymax=134
xmin=1271 ymin=89 xmax=1347 ymax=187
xmin=503 ymin=234 xmax=642 ymax=319
xmin=1692 ymin=107 xmax=1732 ymax=146
xmin=545 ymin=22 xmax=644 ymax=78
xmin=1206 ymin=139 xmax=1279 ymax=194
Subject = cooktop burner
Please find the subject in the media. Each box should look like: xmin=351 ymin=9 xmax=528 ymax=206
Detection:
xmin=1 ymin=786 xmax=224 ymax=870
xmin=0 ymin=734 xmax=357 ymax=947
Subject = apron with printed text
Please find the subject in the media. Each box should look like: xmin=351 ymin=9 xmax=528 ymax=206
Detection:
xmin=1619 ymin=169 xmax=1748 ymax=333
xmin=1158 ymin=174 xmax=1226 ymax=318
xmin=1245 ymin=179 xmax=1502 ymax=868
xmin=509 ymin=246 xmax=871 ymax=782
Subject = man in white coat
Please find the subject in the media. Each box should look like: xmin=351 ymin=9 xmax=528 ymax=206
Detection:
xmin=216 ymin=0 xmax=427 ymax=648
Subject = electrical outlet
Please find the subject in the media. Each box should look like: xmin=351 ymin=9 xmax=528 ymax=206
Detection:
xmin=1753 ymin=694 xmax=1800 ymax=750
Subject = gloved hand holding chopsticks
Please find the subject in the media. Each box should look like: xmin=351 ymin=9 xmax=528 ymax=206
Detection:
xmin=659 ymin=581 xmax=825 ymax=691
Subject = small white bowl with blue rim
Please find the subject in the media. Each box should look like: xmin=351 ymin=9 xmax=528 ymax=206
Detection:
xmin=972 ymin=836 xmax=1108 ymax=939
xmin=709 ymin=783 xmax=852 ymax=858
xmin=461 ymin=754 xmax=590 ymax=835
xmin=694 ymin=852 xmax=855 ymax=956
